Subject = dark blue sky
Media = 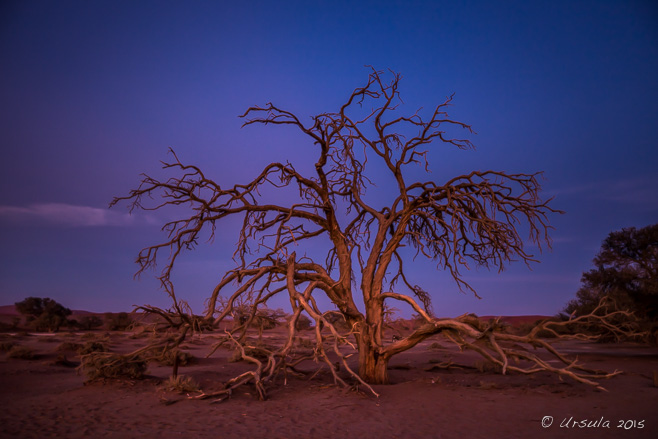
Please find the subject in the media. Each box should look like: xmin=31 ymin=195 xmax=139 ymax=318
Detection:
xmin=1 ymin=0 xmax=657 ymax=317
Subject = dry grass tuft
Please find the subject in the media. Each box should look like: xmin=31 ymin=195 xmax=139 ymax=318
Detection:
xmin=129 ymin=325 xmax=153 ymax=339
xmin=7 ymin=345 xmax=35 ymax=360
xmin=50 ymin=354 xmax=77 ymax=367
xmin=38 ymin=336 xmax=61 ymax=343
xmin=389 ymin=362 xmax=412 ymax=370
xmin=81 ymin=333 xmax=110 ymax=342
xmin=0 ymin=341 xmax=17 ymax=352
xmin=228 ymin=345 xmax=272 ymax=363
xmin=295 ymin=337 xmax=314 ymax=348
xmin=56 ymin=342 xmax=84 ymax=353
xmin=162 ymin=375 xmax=200 ymax=393
xmin=474 ymin=359 xmax=502 ymax=374
xmin=146 ymin=347 xmax=195 ymax=366
xmin=79 ymin=352 xmax=147 ymax=381
xmin=183 ymin=337 xmax=206 ymax=346
xmin=78 ymin=341 xmax=109 ymax=355
xmin=478 ymin=380 xmax=500 ymax=390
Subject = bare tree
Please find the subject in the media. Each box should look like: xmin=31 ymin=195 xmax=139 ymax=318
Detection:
xmin=113 ymin=68 xmax=630 ymax=399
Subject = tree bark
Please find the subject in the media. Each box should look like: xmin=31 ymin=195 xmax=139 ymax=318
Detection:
xmin=358 ymin=340 xmax=389 ymax=384
xmin=357 ymin=312 xmax=390 ymax=384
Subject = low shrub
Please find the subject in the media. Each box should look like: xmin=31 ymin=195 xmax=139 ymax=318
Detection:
xmin=77 ymin=315 xmax=104 ymax=331
xmin=295 ymin=336 xmax=314 ymax=348
xmin=79 ymin=352 xmax=147 ymax=381
xmin=129 ymin=326 xmax=152 ymax=339
xmin=0 ymin=341 xmax=16 ymax=352
xmin=293 ymin=314 xmax=313 ymax=331
xmin=56 ymin=342 xmax=84 ymax=353
xmin=474 ymin=359 xmax=502 ymax=373
xmin=50 ymin=354 xmax=77 ymax=367
xmin=162 ymin=375 xmax=200 ymax=393
xmin=105 ymin=312 xmax=133 ymax=331
xmin=7 ymin=345 xmax=35 ymax=360
xmin=79 ymin=341 xmax=109 ymax=355
xmin=38 ymin=336 xmax=60 ymax=343
xmin=323 ymin=311 xmax=351 ymax=331
xmin=147 ymin=347 xmax=195 ymax=366
xmin=228 ymin=345 xmax=272 ymax=363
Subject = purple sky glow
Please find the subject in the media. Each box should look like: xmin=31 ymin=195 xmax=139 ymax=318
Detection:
xmin=1 ymin=0 xmax=657 ymax=317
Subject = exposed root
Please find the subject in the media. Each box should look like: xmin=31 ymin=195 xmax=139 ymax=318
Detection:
xmin=380 ymin=297 xmax=638 ymax=391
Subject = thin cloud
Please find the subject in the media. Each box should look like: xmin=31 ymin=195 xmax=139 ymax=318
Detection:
xmin=0 ymin=203 xmax=150 ymax=227
xmin=599 ymin=176 xmax=658 ymax=206
xmin=544 ymin=182 xmax=599 ymax=198
xmin=548 ymin=175 xmax=658 ymax=207
xmin=463 ymin=273 xmax=579 ymax=284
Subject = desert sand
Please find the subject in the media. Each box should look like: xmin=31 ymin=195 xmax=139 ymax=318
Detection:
xmin=1 ymin=325 xmax=657 ymax=439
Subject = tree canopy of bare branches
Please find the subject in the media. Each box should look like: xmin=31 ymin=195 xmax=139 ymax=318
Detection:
xmin=112 ymin=68 xmax=634 ymax=399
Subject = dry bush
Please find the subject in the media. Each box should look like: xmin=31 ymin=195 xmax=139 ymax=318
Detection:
xmin=295 ymin=336 xmax=314 ymax=348
xmin=56 ymin=342 xmax=84 ymax=353
xmin=128 ymin=323 xmax=159 ymax=339
xmin=104 ymin=312 xmax=133 ymax=331
xmin=228 ymin=345 xmax=272 ymax=363
xmin=7 ymin=345 xmax=35 ymax=360
xmin=80 ymin=333 xmax=111 ymax=343
xmin=323 ymin=311 xmax=351 ymax=332
xmin=509 ymin=322 xmax=536 ymax=336
xmin=183 ymin=337 xmax=206 ymax=346
xmin=146 ymin=347 xmax=194 ymax=366
xmin=50 ymin=354 xmax=77 ymax=367
xmin=388 ymin=362 xmax=412 ymax=370
xmin=0 ymin=321 xmax=15 ymax=332
xmin=474 ymin=359 xmax=502 ymax=374
xmin=77 ymin=315 xmax=104 ymax=330
xmin=37 ymin=336 xmax=61 ymax=343
xmin=388 ymin=318 xmax=414 ymax=333
xmin=79 ymin=341 xmax=108 ymax=355
xmin=0 ymin=341 xmax=16 ymax=352
xmin=148 ymin=333 xmax=178 ymax=344
xmin=478 ymin=380 xmax=500 ymax=390
xmin=162 ymin=375 xmax=200 ymax=393
xmin=292 ymin=314 xmax=313 ymax=331
xmin=508 ymin=318 xmax=573 ymax=338
xmin=536 ymin=323 xmax=582 ymax=339
xmin=227 ymin=349 xmax=242 ymax=363
xmin=79 ymin=352 xmax=147 ymax=381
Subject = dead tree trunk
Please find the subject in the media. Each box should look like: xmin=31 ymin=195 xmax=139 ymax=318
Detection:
xmin=117 ymin=67 xmax=635 ymax=400
xmin=358 ymin=336 xmax=389 ymax=384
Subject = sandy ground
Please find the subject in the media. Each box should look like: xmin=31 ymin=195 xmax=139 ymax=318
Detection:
xmin=1 ymin=329 xmax=657 ymax=439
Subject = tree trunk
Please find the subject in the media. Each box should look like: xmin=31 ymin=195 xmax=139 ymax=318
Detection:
xmin=358 ymin=344 xmax=389 ymax=384
xmin=357 ymin=319 xmax=390 ymax=384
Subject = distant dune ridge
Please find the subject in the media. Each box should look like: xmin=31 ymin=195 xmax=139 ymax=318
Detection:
xmin=0 ymin=304 xmax=550 ymax=331
xmin=0 ymin=304 xmax=95 ymax=318
xmin=479 ymin=315 xmax=551 ymax=325
xmin=0 ymin=305 xmax=19 ymax=316
xmin=0 ymin=304 xmax=133 ymax=329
